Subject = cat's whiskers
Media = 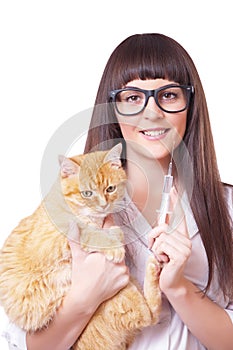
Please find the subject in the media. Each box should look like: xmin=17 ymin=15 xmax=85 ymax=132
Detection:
xmin=105 ymin=201 xmax=126 ymax=214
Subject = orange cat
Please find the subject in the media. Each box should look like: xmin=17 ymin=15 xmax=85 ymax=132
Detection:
xmin=0 ymin=143 xmax=161 ymax=350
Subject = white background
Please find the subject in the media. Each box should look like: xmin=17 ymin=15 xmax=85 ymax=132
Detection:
xmin=0 ymin=1 xmax=232 ymax=348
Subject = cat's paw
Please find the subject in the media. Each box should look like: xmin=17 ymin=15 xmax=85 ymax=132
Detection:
xmin=108 ymin=226 xmax=124 ymax=242
xmin=146 ymin=255 xmax=161 ymax=282
xmin=103 ymin=245 xmax=125 ymax=263
xmin=81 ymin=244 xmax=125 ymax=263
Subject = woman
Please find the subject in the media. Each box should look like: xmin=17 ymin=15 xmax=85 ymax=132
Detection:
xmin=3 ymin=33 xmax=233 ymax=350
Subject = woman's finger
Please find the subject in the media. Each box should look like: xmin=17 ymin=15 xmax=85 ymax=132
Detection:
xmin=148 ymin=223 xmax=168 ymax=249
xmin=152 ymin=232 xmax=191 ymax=256
xmin=169 ymin=186 xmax=179 ymax=210
xmin=167 ymin=186 xmax=179 ymax=224
xmin=67 ymin=221 xmax=87 ymax=261
xmin=168 ymin=187 xmax=189 ymax=238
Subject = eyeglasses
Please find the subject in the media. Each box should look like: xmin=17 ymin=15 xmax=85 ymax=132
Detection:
xmin=109 ymin=84 xmax=194 ymax=116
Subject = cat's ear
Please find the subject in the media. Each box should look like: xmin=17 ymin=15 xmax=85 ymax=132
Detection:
xmin=104 ymin=143 xmax=122 ymax=169
xmin=59 ymin=155 xmax=80 ymax=178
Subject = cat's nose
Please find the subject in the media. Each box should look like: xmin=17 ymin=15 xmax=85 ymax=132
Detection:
xmin=99 ymin=197 xmax=108 ymax=208
xmin=97 ymin=204 xmax=109 ymax=212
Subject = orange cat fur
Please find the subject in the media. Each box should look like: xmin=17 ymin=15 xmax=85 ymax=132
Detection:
xmin=0 ymin=143 xmax=161 ymax=350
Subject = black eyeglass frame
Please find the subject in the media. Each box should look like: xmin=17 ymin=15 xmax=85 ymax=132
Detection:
xmin=109 ymin=84 xmax=195 ymax=116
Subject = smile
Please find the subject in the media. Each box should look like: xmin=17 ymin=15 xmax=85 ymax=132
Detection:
xmin=139 ymin=128 xmax=169 ymax=139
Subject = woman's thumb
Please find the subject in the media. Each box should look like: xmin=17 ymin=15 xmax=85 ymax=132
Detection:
xmin=67 ymin=221 xmax=87 ymax=261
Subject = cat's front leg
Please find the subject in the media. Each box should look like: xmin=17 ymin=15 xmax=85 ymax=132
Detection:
xmin=102 ymin=226 xmax=125 ymax=262
xmin=80 ymin=225 xmax=125 ymax=263
xmin=75 ymin=215 xmax=99 ymax=229
xmin=143 ymin=254 xmax=162 ymax=324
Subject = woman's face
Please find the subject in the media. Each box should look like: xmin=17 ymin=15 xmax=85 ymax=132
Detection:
xmin=115 ymin=79 xmax=187 ymax=163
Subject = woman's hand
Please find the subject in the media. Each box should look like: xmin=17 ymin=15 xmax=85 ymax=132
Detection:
xmin=27 ymin=221 xmax=129 ymax=350
xmin=66 ymin=221 xmax=129 ymax=316
xmin=148 ymin=190 xmax=233 ymax=350
xmin=148 ymin=219 xmax=192 ymax=294
xmin=148 ymin=189 xmax=192 ymax=295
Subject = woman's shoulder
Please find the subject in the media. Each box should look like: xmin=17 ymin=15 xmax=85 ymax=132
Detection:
xmin=222 ymin=182 xmax=233 ymax=215
xmin=222 ymin=182 xmax=233 ymax=194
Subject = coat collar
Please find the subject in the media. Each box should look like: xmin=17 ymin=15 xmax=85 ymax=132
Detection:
xmin=114 ymin=190 xmax=199 ymax=245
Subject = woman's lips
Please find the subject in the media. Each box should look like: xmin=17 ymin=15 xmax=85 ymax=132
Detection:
xmin=139 ymin=128 xmax=170 ymax=140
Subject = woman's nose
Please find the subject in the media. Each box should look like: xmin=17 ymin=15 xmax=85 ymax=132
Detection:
xmin=142 ymin=96 xmax=165 ymax=120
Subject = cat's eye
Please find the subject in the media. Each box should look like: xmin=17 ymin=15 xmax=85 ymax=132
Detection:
xmin=80 ymin=190 xmax=93 ymax=198
xmin=106 ymin=185 xmax=116 ymax=193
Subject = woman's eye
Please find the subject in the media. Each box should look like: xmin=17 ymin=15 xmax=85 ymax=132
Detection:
xmin=162 ymin=91 xmax=176 ymax=100
xmin=81 ymin=190 xmax=93 ymax=198
xmin=119 ymin=91 xmax=144 ymax=104
xmin=126 ymin=94 xmax=141 ymax=103
xmin=106 ymin=185 xmax=116 ymax=193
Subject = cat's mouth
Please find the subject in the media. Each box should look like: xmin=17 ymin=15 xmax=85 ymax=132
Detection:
xmin=96 ymin=208 xmax=111 ymax=216
xmin=90 ymin=208 xmax=111 ymax=217
xmin=78 ymin=206 xmax=111 ymax=218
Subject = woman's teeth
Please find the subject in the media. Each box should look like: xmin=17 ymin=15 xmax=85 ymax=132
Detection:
xmin=142 ymin=129 xmax=167 ymax=137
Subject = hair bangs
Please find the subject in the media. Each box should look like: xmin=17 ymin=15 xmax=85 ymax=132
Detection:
xmin=109 ymin=34 xmax=191 ymax=90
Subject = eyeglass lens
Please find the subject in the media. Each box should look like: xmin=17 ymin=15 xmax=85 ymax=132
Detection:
xmin=115 ymin=86 xmax=190 ymax=115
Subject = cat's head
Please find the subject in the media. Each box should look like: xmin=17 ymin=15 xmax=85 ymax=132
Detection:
xmin=59 ymin=143 xmax=127 ymax=218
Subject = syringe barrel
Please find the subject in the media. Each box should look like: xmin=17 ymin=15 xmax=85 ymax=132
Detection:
xmin=158 ymin=192 xmax=170 ymax=224
xmin=162 ymin=175 xmax=173 ymax=193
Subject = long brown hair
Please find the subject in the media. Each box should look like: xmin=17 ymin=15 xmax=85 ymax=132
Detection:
xmin=85 ymin=33 xmax=233 ymax=298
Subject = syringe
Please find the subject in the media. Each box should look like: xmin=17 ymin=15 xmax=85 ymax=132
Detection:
xmin=157 ymin=155 xmax=173 ymax=225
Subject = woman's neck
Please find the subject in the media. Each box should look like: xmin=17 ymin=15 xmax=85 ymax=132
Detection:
xmin=125 ymin=147 xmax=170 ymax=226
